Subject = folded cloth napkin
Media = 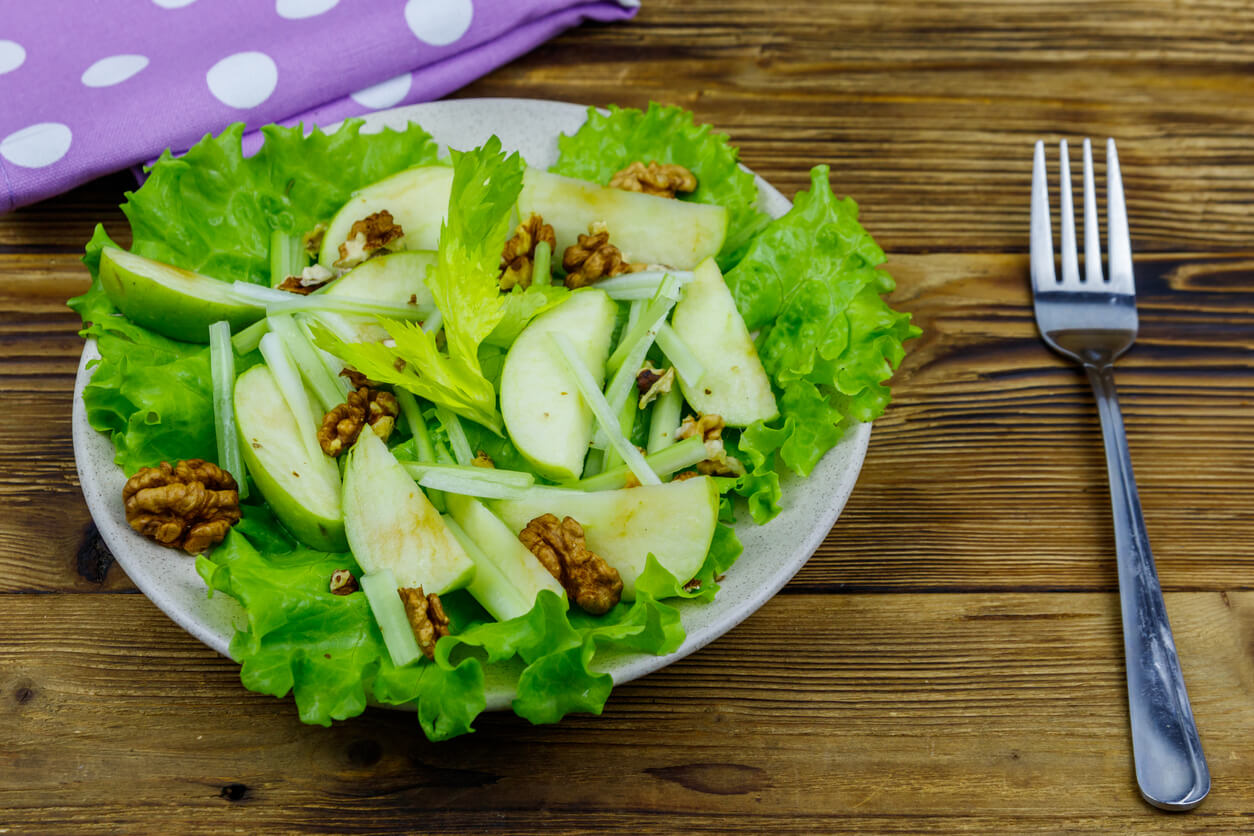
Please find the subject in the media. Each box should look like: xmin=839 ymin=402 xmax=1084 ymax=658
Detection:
xmin=0 ymin=0 xmax=638 ymax=212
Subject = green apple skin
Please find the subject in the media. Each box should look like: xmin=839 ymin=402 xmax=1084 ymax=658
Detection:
xmin=99 ymin=247 xmax=265 ymax=343
xmin=446 ymin=493 xmax=566 ymax=621
xmin=518 ymin=169 xmax=727 ymax=269
xmin=670 ymin=256 xmax=779 ymax=426
xmin=234 ymin=365 xmax=346 ymax=551
xmin=318 ymin=165 xmax=454 ymax=268
xmin=491 ymin=475 xmax=719 ymax=600
xmin=499 ymin=289 xmax=617 ymax=482
xmin=317 ymin=250 xmax=438 ymax=343
xmin=342 ymin=429 xmax=475 ymax=595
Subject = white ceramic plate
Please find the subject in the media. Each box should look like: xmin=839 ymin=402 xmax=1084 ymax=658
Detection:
xmin=72 ymin=98 xmax=870 ymax=711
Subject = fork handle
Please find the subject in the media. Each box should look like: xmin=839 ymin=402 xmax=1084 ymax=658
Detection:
xmin=1085 ymin=363 xmax=1210 ymax=810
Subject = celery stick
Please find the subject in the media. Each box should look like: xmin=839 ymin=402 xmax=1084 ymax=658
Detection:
xmin=422 ymin=309 xmax=443 ymax=334
xmin=435 ymin=407 xmax=474 ymax=466
xmin=301 ymin=319 xmax=354 ymax=397
xmin=595 ymin=300 xmax=660 ymax=449
xmin=405 ymin=470 xmax=538 ymax=500
xmin=647 ymin=380 xmax=684 ymax=454
xmin=442 ymin=516 xmax=529 ymax=622
xmin=532 ymin=240 xmax=552 ymax=287
xmin=581 ymin=448 xmax=605 ymax=478
xmin=595 ymin=269 xmax=694 ymax=296
xmin=231 ymin=319 xmax=268 ymax=355
xmin=230 ymin=280 xmax=433 ymax=321
xmin=267 ymin=313 xmax=344 ymax=413
xmin=208 ymin=321 xmax=249 ymax=500
xmin=269 ymin=229 xmax=306 ymax=288
xmin=551 ymin=332 xmax=660 ymax=487
xmin=360 ymin=570 xmax=422 ymax=668
xmin=606 ymin=275 xmax=681 ymax=374
xmin=396 ymin=391 xmax=435 ymax=462
xmin=573 ymin=436 xmax=707 ymax=491
xmin=655 ymin=322 xmax=705 ymax=387
xmin=402 ymin=462 xmax=534 ymax=489
xmin=258 ymin=332 xmax=322 ymax=462
xmin=602 ymin=394 xmax=637 ymax=472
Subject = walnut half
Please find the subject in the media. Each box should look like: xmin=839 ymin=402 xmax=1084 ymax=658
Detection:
xmin=398 ymin=586 xmax=451 ymax=660
xmin=317 ymin=386 xmax=399 ymax=457
xmin=519 ymin=514 xmax=622 ymax=615
xmin=334 ymin=210 xmax=404 ymax=269
xmin=500 ymin=213 xmax=556 ymax=291
xmin=122 ymin=460 xmax=240 ymax=554
xmin=677 ymin=413 xmax=746 ymax=477
xmin=609 ymin=161 xmax=697 ymax=199
xmin=561 ymin=223 xmax=643 ymax=289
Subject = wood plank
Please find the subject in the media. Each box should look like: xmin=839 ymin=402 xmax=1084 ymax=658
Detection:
xmin=0 ymin=592 xmax=1249 ymax=832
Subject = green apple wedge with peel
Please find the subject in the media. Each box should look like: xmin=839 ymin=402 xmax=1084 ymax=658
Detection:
xmin=318 ymin=165 xmax=454 ymax=268
xmin=99 ymin=247 xmax=265 ymax=343
xmin=518 ymin=170 xmax=727 ymax=269
xmin=342 ymin=429 xmax=475 ymax=594
xmin=445 ymin=493 xmax=566 ymax=621
xmin=669 ymin=256 xmax=779 ymax=426
xmin=499 ymin=289 xmax=617 ymax=481
xmin=234 ymin=365 xmax=346 ymax=551
xmin=316 ymin=251 xmax=437 ymax=343
xmin=491 ymin=475 xmax=719 ymax=600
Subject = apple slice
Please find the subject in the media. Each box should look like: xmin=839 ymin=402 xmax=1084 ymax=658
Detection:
xmin=670 ymin=256 xmax=778 ymax=426
xmin=99 ymin=247 xmax=264 ymax=343
xmin=317 ymin=251 xmax=437 ymax=343
xmin=317 ymin=165 xmax=454 ymax=268
xmin=234 ymin=365 xmax=345 ymax=551
xmin=445 ymin=493 xmax=566 ymax=621
xmin=518 ymin=169 xmax=727 ymax=269
xmin=342 ymin=429 xmax=475 ymax=594
xmin=500 ymin=289 xmax=617 ymax=481
xmin=491 ymin=475 xmax=719 ymax=600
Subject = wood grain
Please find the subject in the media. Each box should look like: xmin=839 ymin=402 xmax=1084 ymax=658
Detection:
xmin=2 ymin=592 xmax=1251 ymax=833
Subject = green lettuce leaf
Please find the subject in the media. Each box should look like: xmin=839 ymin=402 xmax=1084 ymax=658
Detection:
xmin=634 ymin=523 xmax=744 ymax=604
xmin=553 ymin=102 xmax=768 ymax=267
xmin=315 ymin=136 xmax=525 ymax=432
xmin=725 ymin=166 xmax=919 ymax=509
xmin=124 ymin=121 xmax=440 ymax=284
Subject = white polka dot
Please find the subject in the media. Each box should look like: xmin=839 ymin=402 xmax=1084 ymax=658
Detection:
xmin=404 ymin=0 xmax=473 ymax=46
xmin=81 ymin=54 xmax=149 ymax=88
xmin=206 ymin=52 xmax=278 ymax=110
xmin=152 ymin=0 xmax=197 ymax=7
xmin=276 ymin=0 xmax=339 ymax=18
xmin=0 ymin=40 xmax=24 ymax=75
xmin=350 ymin=73 xmax=412 ymax=110
xmin=0 ymin=123 xmax=72 ymax=168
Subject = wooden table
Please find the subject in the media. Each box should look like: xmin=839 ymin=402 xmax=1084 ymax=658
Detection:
xmin=4 ymin=1 xmax=1253 ymax=832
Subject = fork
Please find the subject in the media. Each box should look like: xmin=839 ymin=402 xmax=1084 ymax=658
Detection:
xmin=1030 ymin=138 xmax=1210 ymax=811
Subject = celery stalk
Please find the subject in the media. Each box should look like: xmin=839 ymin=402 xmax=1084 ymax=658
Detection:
xmin=360 ymin=570 xmax=423 ymax=668
xmin=602 ymin=387 xmax=638 ymax=472
xmin=269 ymin=229 xmax=306 ymax=288
xmin=258 ymin=332 xmax=322 ymax=462
xmin=231 ymin=319 xmax=268 ymax=355
xmin=208 ymin=321 xmax=248 ymax=499
xmin=402 ymin=462 xmax=534 ymax=489
xmin=573 ymin=436 xmax=707 ymax=491
xmin=435 ymin=407 xmax=474 ymax=466
xmin=551 ymin=332 xmax=660 ymax=487
xmin=655 ymin=322 xmax=705 ymax=387
xmin=396 ymin=391 xmax=444 ymax=510
xmin=267 ymin=313 xmax=344 ymax=413
xmin=532 ymin=240 xmax=552 ymax=287
xmin=230 ymin=281 xmax=433 ymax=321
xmin=647 ymin=380 xmax=684 ymax=454
xmin=606 ymin=275 xmax=681 ymax=374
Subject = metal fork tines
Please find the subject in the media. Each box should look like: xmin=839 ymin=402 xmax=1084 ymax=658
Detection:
xmin=1029 ymin=139 xmax=1210 ymax=811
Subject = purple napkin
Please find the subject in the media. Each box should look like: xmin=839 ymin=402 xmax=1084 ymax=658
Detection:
xmin=0 ymin=0 xmax=638 ymax=212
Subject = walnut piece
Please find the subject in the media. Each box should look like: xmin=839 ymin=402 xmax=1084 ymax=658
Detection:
xmin=519 ymin=514 xmax=623 ymax=615
xmin=398 ymin=586 xmax=451 ymax=660
xmin=317 ymin=386 xmax=399 ymax=457
xmin=677 ymin=413 xmax=746 ymax=477
xmin=302 ymin=223 xmax=327 ymax=257
xmin=499 ymin=213 xmax=556 ymax=291
xmin=636 ymin=362 xmax=676 ymax=408
xmin=277 ymin=263 xmax=337 ymax=295
xmin=122 ymin=460 xmax=240 ymax=554
xmin=334 ymin=210 xmax=404 ymax=269
xmin=329 ymin=569 xmax=358 ymax=596
xmin=471 ymin=451 xmax=495 ymax=469
xmin=609 ymin=161 xmax=698 ymax=199
xmin=561 ymin=223 xmax=644 ymax=288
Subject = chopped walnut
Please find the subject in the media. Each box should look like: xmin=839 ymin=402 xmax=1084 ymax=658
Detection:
xmin=277 ymin=263 xmax=338 ymax=295
xmin=302 ymin=223 xmax=327 ymax=257
xmin=678 ymin=413 xmax=746 ymax=477
xmin=334 ymin=210 xmax=404 ymax=269
xmin=339 ymin=368 xmax=373 ymax=389
xmin=329 ymin=569 xmax=358 ymax=596
xmin=499 ymin=213 xmax=556 ymax=291
xmin=672 ymin=470 xmax=701 ymax=481
xmin=122 ymin=460 xmax=240 ymax=554
xmin=519 ymin=514 xmax=623 ymax=615
xmin=561 ymin=223 xmax=644 ymax=288
xmin=636 ymin=362 xmax=675 ymax=408
xmin=398 ymin=586 xmax=451 ymax=660
xmin=609 ymin=161 xmax=698 ymax=199
xmin=317 ymin=386 xmax=399 ymax=457
xmin=471 ymin=451 xmax=495 ymax=469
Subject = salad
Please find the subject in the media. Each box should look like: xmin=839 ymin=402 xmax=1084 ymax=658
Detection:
xmin=70 ymin=102 xmax=918 ymax=740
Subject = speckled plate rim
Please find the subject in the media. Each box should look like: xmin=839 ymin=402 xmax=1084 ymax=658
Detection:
xmin=72 ymin=97 xmax=871 ymax=712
